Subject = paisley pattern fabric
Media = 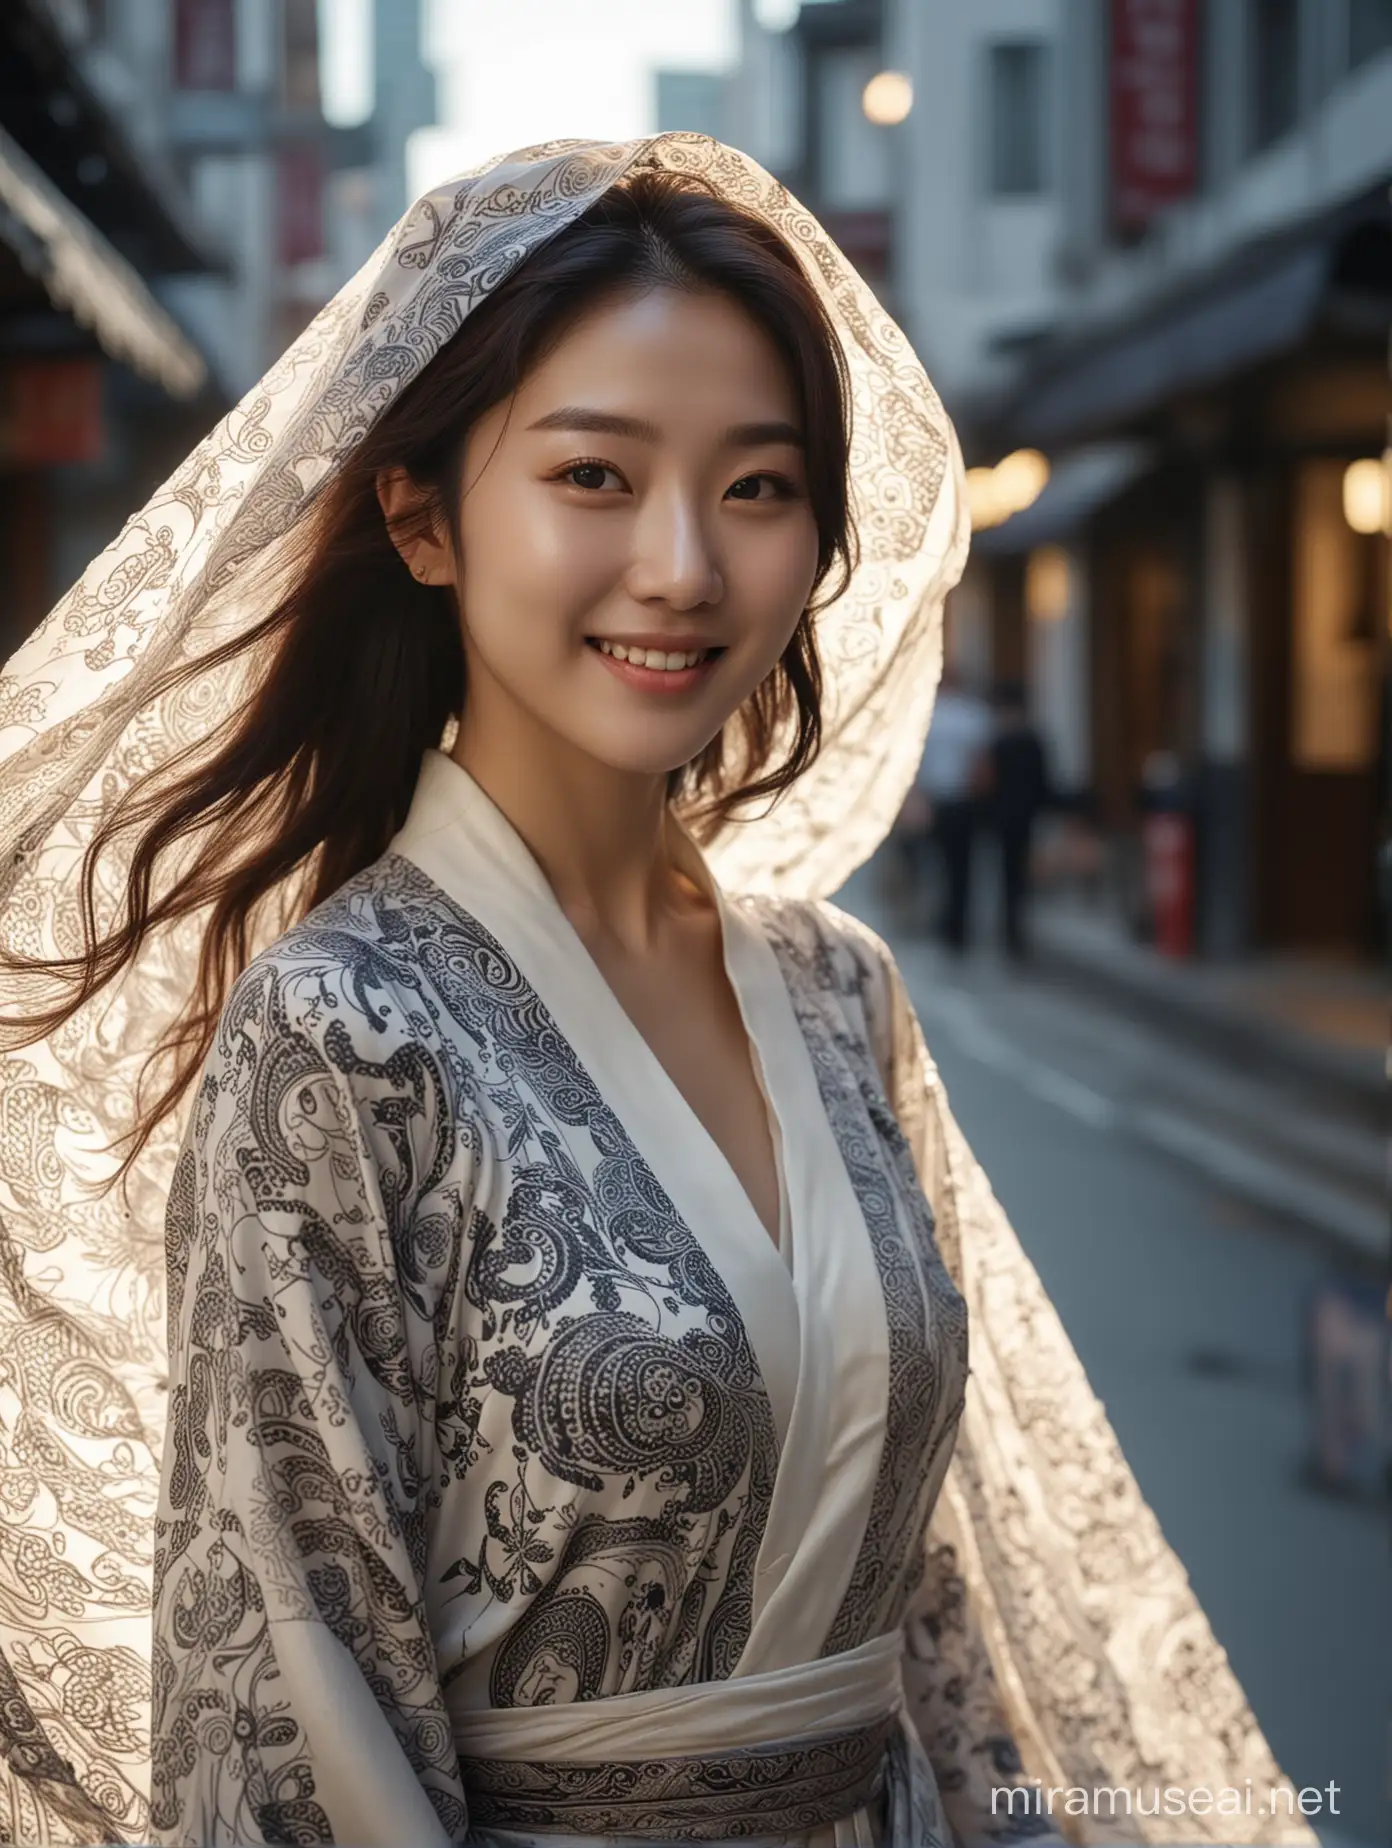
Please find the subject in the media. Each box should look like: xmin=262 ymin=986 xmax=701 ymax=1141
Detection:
xmin=458 ymin=1716 xmax=895 ymax=1840
xmin=750 ymin=898 xmax=969 ymax=1661
xmin=147 ymin=750 xmax=985 ymax=1843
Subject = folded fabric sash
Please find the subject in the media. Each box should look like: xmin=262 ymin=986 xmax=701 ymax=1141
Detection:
xmin=448 ymin=1630 xmax=905 ymax=1842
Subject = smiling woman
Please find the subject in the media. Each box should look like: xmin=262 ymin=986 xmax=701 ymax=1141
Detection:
xmin=0 ymin=136 xmax=1317 ymax=1848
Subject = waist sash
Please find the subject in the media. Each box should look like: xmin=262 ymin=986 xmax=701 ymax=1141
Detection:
xmin=448 ymin=1630 xmax=905 ymax=1842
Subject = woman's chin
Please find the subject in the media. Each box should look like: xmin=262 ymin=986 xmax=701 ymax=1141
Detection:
xmin=557 ymin=735 xmax=712 ymax=782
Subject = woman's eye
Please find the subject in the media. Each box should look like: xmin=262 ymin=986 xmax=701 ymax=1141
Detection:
xmin=726 ymin=473 xmax=795 ymax=502
xmin=557 ymin=464 xmax=796 ymax=499
xmin=562 ymin=461 xmax=622 ymax=492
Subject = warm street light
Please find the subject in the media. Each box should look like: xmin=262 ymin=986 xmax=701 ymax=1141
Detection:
xmin=862 ymin=71 xmax=913 ymax=126
xmin=993 ymin=448 xmax=1050 ymax=513
xmin=1343 ymin=455 xmax=1391 ymax=535
xmin=965 ymin=467 xmax=1005 ymax=528
xmin=967 ymin=449 xmax=1051 ymax=529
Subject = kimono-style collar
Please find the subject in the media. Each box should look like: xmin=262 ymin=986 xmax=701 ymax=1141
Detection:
xmin=392 ymin=746 xmax=723 ymax=925
xmin=385 ymin=747 xmax=803 ymax=1418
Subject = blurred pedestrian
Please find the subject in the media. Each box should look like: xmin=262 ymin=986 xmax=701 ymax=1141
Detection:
xmin=987 ymin=679 xmax=1052 ymax=962
xmin=915 ymin=665 xmax=993 ymax=952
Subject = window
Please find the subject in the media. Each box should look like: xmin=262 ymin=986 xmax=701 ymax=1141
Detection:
xmin=655 ymin=71 xmax=728 ymax=141
xmin=987 ymin=42 xmax=1049 ymax=196
xmin=1248 ymin=0 xmax=1299 ymax=150
xmin=1349 ymin=0 xmax=1392 ymax=67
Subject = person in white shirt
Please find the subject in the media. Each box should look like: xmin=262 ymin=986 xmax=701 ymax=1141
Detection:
xmin=914 ymin=666 xmax=994 ymax=951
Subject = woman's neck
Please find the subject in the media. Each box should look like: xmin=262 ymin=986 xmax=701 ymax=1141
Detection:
xmin=449 ymin=725 xmax=707 ymax=957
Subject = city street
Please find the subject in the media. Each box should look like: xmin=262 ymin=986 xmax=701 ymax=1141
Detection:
xmin=833 ymin=853 xmax=1391 ymax=1848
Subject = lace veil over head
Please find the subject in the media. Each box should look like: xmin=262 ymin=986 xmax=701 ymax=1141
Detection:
xmin=0 ymin=135 xmax=1315 ymax=1846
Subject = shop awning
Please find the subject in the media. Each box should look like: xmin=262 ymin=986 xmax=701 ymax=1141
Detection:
xmin=983 ymin=184 xmax=1392 ymax=452
xmin=0 ymin=124 xmax=206 ymax=398
xmin=975 ymin=441 xmax=1155 ymax=554
xmin=1010 ymin=243 xmax=1329 ymax=448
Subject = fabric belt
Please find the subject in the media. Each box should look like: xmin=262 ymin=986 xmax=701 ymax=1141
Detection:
xmin=461 ymin=1714 xmax=893 ymax=1840
xmin=449 ymin=1630 xmax=905 ymax=1843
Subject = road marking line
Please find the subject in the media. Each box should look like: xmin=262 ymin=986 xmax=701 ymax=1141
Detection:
xmin=918 ymin=984 xmax=1386 ymax=1260
xmin=921 ymin=990 xmax=1119 ymax=1128
xmin=1133 ymin=1105 xmax=1387 ymax=1262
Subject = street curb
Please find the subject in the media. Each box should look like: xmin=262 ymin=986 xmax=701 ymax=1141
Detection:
xmin=1030 ymin=915 xmax=1386 ymax=1127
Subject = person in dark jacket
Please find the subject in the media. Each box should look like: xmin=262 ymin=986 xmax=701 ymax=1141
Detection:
xmin=987 ymin=680 xmax=1052 ymax=962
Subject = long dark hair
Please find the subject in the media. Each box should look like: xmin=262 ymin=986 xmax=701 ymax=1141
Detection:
xmin=0 ymin=166 xmax=858 ymax=1197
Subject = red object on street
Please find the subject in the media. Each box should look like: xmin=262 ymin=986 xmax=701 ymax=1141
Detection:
xmin=1143 ymin=811 xmax=1195 ymax=957
xmin=1109 ymin=0 xmax=1200 ymax=232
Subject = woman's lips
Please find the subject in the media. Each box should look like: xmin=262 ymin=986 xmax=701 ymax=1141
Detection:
xmin=585 ymin=638 xmax=723 ymax=694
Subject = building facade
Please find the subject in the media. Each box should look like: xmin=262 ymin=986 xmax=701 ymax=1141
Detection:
xmin=882 ymin=0 xmax=1066 ymax=710
xmin=722 ymin=0 xmax=897 ymax=309
xmin=978 ymin=0 xmax=1392 ymax=962
xmin=0 ymin=0 xmax=435 ymax=668
xmin=716 ymin=0 xmax=1391 ymax=963
xmin=0 ymin=0 xmax=217 ymax=662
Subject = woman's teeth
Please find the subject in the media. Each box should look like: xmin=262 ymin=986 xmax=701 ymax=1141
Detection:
xmin=593 ymin=640 xmax=712 ymax=671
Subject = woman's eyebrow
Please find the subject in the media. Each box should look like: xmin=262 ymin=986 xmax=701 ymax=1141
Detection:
xmin=526 ymin=407 xmax=805 ymax=448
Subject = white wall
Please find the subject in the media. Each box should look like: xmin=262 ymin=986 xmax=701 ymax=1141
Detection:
xmin=886 ymin=0 xmax=1064 ymax=409
xmin=724 ymin=0 xmax=803 ymax=177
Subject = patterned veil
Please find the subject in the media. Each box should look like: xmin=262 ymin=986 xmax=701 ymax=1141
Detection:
xmin=0 ymin=135 xmax=1313 ymax=1845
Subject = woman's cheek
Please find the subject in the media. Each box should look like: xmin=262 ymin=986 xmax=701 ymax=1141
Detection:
xmin=517 ymin=506 xmax=625 ymax=620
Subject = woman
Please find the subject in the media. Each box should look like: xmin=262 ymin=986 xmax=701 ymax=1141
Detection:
xmin=0 ymin=138 xmax=1314 ymax=1848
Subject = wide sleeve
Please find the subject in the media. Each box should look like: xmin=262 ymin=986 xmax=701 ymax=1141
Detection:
xmin=150 ymin=952 xmax=468 ymax=1847
xmin=848 ymin=923 xmax=1065 ymax=1846
xmin=857 ymin=920 xmax=1320 ymax=1848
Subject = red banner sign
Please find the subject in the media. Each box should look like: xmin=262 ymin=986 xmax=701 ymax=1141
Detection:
xmin=175 ymin=0 xmax=236 ymax=91
xmin=277 ymin=144 xmax=325 ymax=268
xmin=1110 ymin=0 xmax=1199 ymax=232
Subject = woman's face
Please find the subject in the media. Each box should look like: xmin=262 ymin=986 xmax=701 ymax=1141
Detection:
xmin=402 ymin=286 xmax=823 ymax=780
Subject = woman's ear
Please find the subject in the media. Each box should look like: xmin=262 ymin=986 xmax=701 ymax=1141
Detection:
xmin=374 ymin=467 xmax=455 ymax=586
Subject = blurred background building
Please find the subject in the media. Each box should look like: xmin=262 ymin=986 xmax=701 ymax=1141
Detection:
xmin=0 ymin=0 xmax=434 ymax=663
xmin=4 ymin=2 xmax=1384 ymax=970
xmin=710 ymin=0 xmax=1392 ymax=975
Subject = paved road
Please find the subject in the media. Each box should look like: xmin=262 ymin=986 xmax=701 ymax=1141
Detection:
xmin=832 ymin=856 xmax=1391 ymax=1848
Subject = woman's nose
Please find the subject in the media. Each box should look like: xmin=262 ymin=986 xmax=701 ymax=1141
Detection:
xmin=625 ymin=489 xmax=724 ymax=610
